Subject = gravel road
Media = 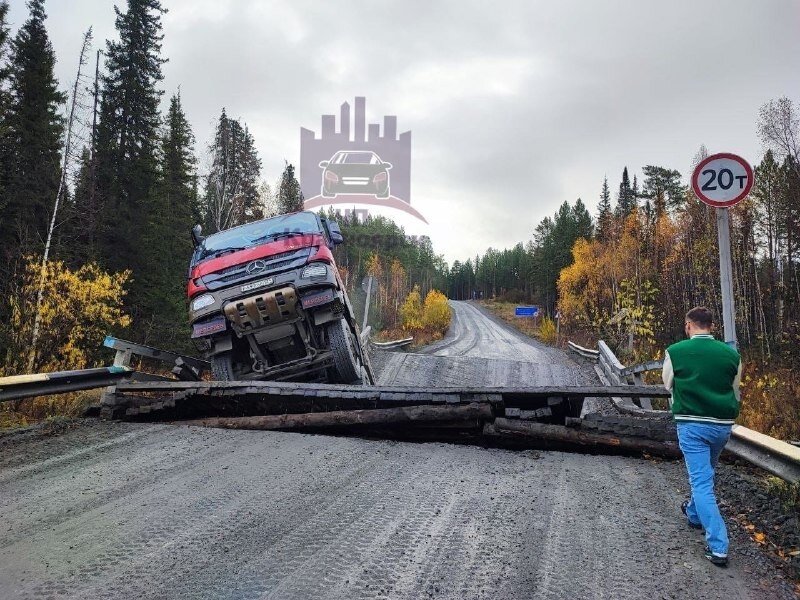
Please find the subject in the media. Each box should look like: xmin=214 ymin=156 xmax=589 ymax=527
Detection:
xmin=377 ymin=301 xmax=594 ymax=388
xmin=0 ymin=301 xmax=795 ymax=599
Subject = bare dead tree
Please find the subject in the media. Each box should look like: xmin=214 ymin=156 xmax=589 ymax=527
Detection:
xmin=28 ymin=28 xmax=93 ymax=372
xmin=758 ymin=96 xmax=800 ymax=177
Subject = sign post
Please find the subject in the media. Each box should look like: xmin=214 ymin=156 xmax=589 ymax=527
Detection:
xmin=691 ymin=153 xmax=754 ymax=347
xmin=361 ymin=276 xmax=377 ymax=331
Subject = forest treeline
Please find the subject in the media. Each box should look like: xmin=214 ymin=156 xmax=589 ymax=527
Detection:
xmin=0 ymin=0 xmax=308 ymax=372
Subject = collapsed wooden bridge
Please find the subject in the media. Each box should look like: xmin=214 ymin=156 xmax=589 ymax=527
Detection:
xmin=101 ymin=378 xmax=679 ymax=457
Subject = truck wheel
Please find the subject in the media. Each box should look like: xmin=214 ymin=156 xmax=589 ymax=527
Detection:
xmin=327 ymin=317 xmax=361 ymax=383
xmin=211 ymin=351 xmax=236 ymax=381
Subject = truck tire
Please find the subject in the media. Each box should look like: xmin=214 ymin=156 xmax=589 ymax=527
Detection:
xmin=327 ymin=317 xmax=361 ymax=384
xmin=211 ymin=351 xmax=236 ymax=381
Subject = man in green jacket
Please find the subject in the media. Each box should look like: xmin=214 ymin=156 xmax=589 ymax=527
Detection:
xmin=662 ymin=306 xmax=742 ymax=567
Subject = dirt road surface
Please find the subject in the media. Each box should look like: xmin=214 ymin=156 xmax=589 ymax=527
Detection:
xmin=377 ymin=301 xmax=588 ymax=388
xmin=0 ymin=301 xmax=794 ymax=599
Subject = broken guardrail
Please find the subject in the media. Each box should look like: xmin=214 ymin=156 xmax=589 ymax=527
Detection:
xmin=568 ymin=339 xmax=800 ymax=483
xmin=104 ymin=335 xmax=210 ymax=381
xmin=0 ymin=366 xmax=135 ymax=402
xmin=0 ymin=337 xmax=213 ymax=404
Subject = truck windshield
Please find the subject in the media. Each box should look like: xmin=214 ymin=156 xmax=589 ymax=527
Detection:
xmin=196 ymin=212 xmax=321 ymax=263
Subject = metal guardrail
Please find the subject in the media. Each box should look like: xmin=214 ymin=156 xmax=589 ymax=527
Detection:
xmin=104 ymin=336 xmax=209 ymax=376
xmin=371 ymin=337 xmax=414 ymax=350
xmin=566 ymin=341 xmax=599 ymax=359
xmin=0 ymin=337 xmax=212 ymax=403
xmin=568 ymin=338 xmax=800 ymax=483
xmin=595 ymin=341 xmax=656 ymax=411
xmin=727 ymin=426 xmax=800 ymax=483
xmin=0 ymin=366 xmax=134 ymax=402
xmin=359 ymin=325 xmax=413 ymax=350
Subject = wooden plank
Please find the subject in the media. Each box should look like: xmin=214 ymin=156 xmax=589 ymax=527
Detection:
xmin=182 ymin=402 xmax=494 ymax=431
xmin=113 ymin=381 xmax=670 ymax=398
xmin=484 ymin=418 xmax=681 ymax=458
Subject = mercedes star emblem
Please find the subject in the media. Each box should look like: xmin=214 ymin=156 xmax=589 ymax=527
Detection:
xmin=245 ymin=259 xmax=268 ymax=275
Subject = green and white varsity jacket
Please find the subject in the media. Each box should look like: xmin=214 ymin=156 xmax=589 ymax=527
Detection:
xmin=661 ymin=334 xmax=742 ymax=425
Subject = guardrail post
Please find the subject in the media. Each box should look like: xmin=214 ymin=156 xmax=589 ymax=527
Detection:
xmin=102 ymin=348 xmax=131 ymax=409
xmin=113 ymin=348 xmax=133 ymax=368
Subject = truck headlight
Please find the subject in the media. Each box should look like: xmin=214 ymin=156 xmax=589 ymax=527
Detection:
xmin=191 ymin=294 xmax=215 ymax=311
xmin=301 ymin=264 xmax=327 ymax=278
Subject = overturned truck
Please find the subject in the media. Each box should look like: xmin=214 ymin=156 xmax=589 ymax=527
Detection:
xmin=187 ymin=211 xmax=372 ymax=385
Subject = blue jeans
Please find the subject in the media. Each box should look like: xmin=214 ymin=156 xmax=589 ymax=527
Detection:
xmin=676 ymin=421 xmax=732 ymax=556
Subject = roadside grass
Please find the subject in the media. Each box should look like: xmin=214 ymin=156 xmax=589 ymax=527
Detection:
xmin=766 ymin=478 xmax=800 ymax=514
xmin=0 ymin=389 xmax=101 ymax=430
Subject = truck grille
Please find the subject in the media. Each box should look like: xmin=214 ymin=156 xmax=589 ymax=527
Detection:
xmin=202 ymin=248 xmax=312 ymax=290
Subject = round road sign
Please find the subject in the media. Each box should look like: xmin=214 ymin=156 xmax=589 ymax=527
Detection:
xmin=691 ymin=152 xmax=753 ymax=208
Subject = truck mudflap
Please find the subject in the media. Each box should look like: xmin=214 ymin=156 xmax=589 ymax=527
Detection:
xmin=223 ymin=286 xmax=298 ymax=331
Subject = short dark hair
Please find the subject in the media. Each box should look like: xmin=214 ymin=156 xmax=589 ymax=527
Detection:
xmin=686 ymin=306 xmax=713 ymax=328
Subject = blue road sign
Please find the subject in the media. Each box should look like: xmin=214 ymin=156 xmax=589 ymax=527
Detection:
xmin=515 ymin=306 xmax=539 ymax=317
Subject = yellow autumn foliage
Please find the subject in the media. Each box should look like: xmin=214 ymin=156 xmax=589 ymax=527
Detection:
xmin=3 ymin=257 xmax=132 ymax=374
xmin=399 ymin=287 xmax=451 ymax=337
xmin=557 ymin=237 xmax=612 ymax=329
xmin=399 ymin=286 xmax=424 ymax=331
xmin=537 ymin=316 xmax=557 ymax=344
xmin=422 ymin=289 xmax=451 ymax=334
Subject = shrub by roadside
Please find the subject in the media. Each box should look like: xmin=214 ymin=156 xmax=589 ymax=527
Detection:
xmin=399 ymin=287 xmax=452 ymax=347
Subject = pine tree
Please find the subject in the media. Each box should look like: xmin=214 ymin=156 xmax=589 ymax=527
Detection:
xmin=136 ymin=92 xmax=197 ymax=348
xmin=641 ymin=165 xmax=685 ymax=216
xmin=596 ymin=176 xmax=612 ymax=241
xmin=238 ymin=125 xmax=263 ymax=222
xmin=94 ymin=0 xmax=167 ymax=283
xmin=277 ymin=161 xmax=303 ymax=214
xmin=202 ymin=109 xmax=262 ymax=231
xmin=161 ymin=92 xmax=197 ymax=234
xmin=1 ymin=0 xmax=65 ymax=259
xmin=0 ymin=0 xmax=12 ymax=353
xmin=615 ymin=166 xmax=634 ymax=217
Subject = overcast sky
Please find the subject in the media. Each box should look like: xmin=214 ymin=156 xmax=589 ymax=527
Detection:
xmin=8 ymin=0 xmax=800 ymax=263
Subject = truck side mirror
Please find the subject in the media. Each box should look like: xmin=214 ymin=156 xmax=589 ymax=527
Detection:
xmin=328 ymin=221 xmax=344 ymax=245
xmin=191 ymin=224 xmax=204 ymax=247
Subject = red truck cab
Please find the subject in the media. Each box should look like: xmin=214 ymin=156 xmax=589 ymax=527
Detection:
xmin=188 ymin=211 xmax=370 ymax=384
